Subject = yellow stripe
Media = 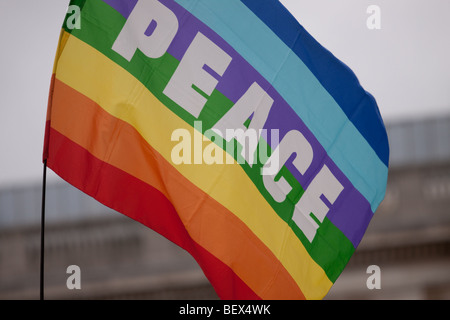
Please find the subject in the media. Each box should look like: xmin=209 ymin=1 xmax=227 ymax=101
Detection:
xmin=52 ymin=30 xmax=70 ymax=74
xmin=54 ymin=32 xmax=332 ymax=299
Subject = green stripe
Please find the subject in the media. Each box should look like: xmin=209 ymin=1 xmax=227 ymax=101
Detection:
xmin=61 ymin=0 xmax=354 ymax=282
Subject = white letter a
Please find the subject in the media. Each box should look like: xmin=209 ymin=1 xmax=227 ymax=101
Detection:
xmin=66 ymin=265 xmax=81 ymax=290
xmin=366 ymin=5 xmax=381 ymax=30
xmin=366 ymin=265 xmax=381 ymax=289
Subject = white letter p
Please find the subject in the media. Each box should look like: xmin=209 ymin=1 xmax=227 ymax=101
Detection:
xmin=112 ymin=0 xmax=179 ymax=61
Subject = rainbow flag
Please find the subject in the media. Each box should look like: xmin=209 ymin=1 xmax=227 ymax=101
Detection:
xmin=43 ymin=0 xmax=389 ymax=300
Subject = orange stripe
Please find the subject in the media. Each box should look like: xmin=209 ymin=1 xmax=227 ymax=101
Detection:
xmin=49 ymin=78 xmax=305 ymax=300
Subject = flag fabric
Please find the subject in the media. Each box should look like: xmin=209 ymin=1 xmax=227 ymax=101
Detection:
xmin=43 ymin=0 xmax=389 ymax=300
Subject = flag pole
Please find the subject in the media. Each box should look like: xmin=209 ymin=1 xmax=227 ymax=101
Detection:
xmin=40 ymin=159 xmax=48 ymax=300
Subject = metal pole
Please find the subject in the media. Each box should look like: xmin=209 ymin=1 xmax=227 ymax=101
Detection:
xmin=40 ymin=159 xmax=47 ymax=300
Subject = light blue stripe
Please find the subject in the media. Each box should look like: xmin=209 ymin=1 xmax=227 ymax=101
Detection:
xmin=174 ymin=0 xmax=387 ymax=211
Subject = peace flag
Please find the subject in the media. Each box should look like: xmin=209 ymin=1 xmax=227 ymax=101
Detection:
xmin=43 ymin=0 xmax=389 ymax=300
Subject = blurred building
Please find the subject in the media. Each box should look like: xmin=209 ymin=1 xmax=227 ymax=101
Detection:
xmin=327 ymin=113 xmax=450 ymax=299
xmin=0 ymin=184 xmax=216 ymax=300
xmin=1 ymin=114 xmax=449 ymax=300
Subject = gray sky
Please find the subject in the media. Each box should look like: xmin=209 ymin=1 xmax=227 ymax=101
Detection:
xmin=0 ymin=0 xmax=449 ymax=187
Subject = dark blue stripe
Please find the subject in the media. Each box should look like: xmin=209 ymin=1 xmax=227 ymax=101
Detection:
xmin=241 ymin=0 xmax=389 ymax=166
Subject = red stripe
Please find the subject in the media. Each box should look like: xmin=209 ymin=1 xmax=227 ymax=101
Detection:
xmin=47 ymin=127 xmax=261 ymax=300
xmin=43 ymin=74 xmax=56 ymax=162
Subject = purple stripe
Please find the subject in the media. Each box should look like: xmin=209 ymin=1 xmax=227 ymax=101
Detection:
xmin=102 ymin=0 xmax=136 ymax=16
xmin=102 ymin=0 xmax=373 ymax=247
